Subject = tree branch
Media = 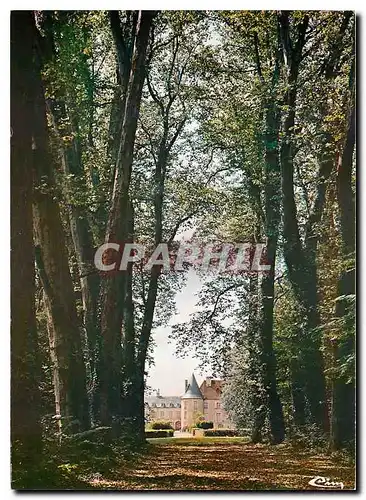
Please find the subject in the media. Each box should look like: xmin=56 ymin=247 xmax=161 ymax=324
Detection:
xmin=166 ymin=117 xmax=186 ymax=153
xmin=139 ymin=118 xmax=158 ymax=165
xmin=208 ymin=283 xmax=243 ymax=321
xmin=253 ymin=31 xmax=264 ymax=83
xmin=146 ymin=71 xmax=165 ymax=117
xmin=167 ymin=210 xmax=199 ymax=244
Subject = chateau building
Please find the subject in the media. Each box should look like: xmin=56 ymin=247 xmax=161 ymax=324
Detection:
xmin=145 ymin=373 xmax=233 ymax=430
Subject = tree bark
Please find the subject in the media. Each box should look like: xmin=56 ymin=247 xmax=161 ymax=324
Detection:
xmin=331 ymin=78 xmax=355 ymax=450
xmin=98 ymin=11 xmax=155 ymax=426
xmin=258 ymin=100 xmax=285 ymax=444
xmin=279 ymin=12 xmax=327 ymax=430
xmin=251 ymin=32 xmax=285 ymax=443
xmin=132 ymin=118 xmax=170 ymax=438
xmin=289 ymin=330 xmax=306 ymax=428
xmin=32 ymin=35 xmax=90 ymax=432
xmin=49 ymin=101 xmax=100 ymax=392
xmin=246 ymin=213 xmax=265 ymax=443
xmin=108 ymin=11 xmax=138 ymax=167
xmin=35 ymin=12 xmax=102 ymax=424
xmin=11 ymin=10 xmax=43 ymax=473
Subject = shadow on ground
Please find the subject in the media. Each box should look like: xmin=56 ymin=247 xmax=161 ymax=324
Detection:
xmin=83 ymin=439 xmax=355 ymax=491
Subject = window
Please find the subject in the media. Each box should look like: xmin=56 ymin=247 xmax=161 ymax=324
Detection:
xmin=194 ymin=400 xmax=198 ymax=411
xmin=184 ymin=411 xmax=187 ymax=419
xmin=169 ymin=411 xmax=173 ymax=419
xmin=216 ymin=402 xmax=221 ymax=409
xmin=160 ymin=411 xmax=164 ymax=418
xmin=216 ymin=412 xmax=222 ymax=423
xmin=204 ymin=401 xmax=208 ymax=409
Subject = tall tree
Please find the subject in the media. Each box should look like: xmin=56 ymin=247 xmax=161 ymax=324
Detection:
xmin=279 ymin=11 xmax=355 ymax=432
xmin=279 ymin=11 xmax=328 ymax=430
xmin=32 ymin=14 xmax=90 ymax=431
xmin=98 ymin=10 xmax=155 ymax=428
xmin=11 ymin=10 xmax=43 ymax=473
xmin=253 ymin=19 xmax=286 ymax=444
xmin=331 ymin=58 xmax=355 ymax=450
xmin=131 ymin=30 xmax=190 ymax=436
xmin=38 ymin=11 xmax=102 ymax=400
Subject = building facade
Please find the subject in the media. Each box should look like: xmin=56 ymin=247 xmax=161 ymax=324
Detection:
xmin=145 ymin=391 xmax=182 ymax=430
xmin=145 ymin=374 xmax=233 ymax=430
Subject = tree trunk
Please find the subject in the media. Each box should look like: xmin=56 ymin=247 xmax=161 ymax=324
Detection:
xmin=246 ymin=230 xmax=265 ymax=443
xmin=279 ymin=12 xmax=327 ymax=430
xmin=37 ymin=14 xmax=101 ymax=389
xmin=135 ymin=268 xmax=160 ymax=437
xmin=49 ymin=101 xmax=100 ymax=391
xmin=108 ymin=11 xmax=138 ymax=168
xmin=32 ymin=39 xmax=90 ymax=432
xmin=131 ymin=76 xmax=186 ymax=437
xmin=11 ymin=10 xmax=43 ymax=474
xmin=98 ymin=11 xmax=155 ymax=426
xmin=120 ymin=201 xmax=139 ymax=432
xmin=258 ymin=101 xmax=285 ymax=444
xmin=35 ymin=247 xmax=62 ymax=438
xmin=331 ymin=85 xmax=355 ymax=450
xmin=289 ymin=335 xmax=306 ymax=428
xmin=130 ymin=139 xmax=166 ymax=437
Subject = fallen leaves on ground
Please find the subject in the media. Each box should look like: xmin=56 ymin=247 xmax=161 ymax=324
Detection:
xmin=82 ymin=437 xmax=355 ymax=491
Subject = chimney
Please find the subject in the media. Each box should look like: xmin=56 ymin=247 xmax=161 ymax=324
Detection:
xmin=206 ymin=376 xmax=212 ymax=387
xmin=185 ymin=379 xmax=188 ymax=392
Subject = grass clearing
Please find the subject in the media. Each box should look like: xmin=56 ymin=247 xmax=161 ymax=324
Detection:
xmin=146 ymin=436 xmax=250 ymax=445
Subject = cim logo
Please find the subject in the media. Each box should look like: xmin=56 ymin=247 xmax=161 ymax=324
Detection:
xmin=308 ymin=476 xmax=344 ymax=489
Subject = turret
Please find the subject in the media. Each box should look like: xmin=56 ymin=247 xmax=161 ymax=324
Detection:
xmin=180 ymin=373 xmax=204 ymax=430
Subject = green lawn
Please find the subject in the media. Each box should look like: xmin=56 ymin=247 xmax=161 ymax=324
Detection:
xmin=146 ymin=436 xmax=250 ymax=445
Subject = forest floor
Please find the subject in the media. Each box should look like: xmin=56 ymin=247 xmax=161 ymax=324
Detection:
xmin=71 ymin=437 xmax=355 ymax=491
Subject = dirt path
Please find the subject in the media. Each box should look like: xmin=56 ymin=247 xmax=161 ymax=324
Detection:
xmin=87 ymin=438 xmax=355 ymax=491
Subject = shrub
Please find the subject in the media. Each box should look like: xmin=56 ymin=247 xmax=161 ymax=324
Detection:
xmin=237 ymin=428 xmax=251 ymax=437
xmin=196 ymin=421 xmax=214 ymax=429
xmin=145 ymin=429 xmax=174 ymax=438
xmin=149 ymin=420 xmax=173 ymax=430
xmin=203 ymin=429 xmax=238 ymax=437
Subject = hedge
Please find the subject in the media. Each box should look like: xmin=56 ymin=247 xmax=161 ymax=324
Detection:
xmin=149 ymin=420 xmax=173 ymax=430
xmin=203 ymin=429 xmax=238 ymax=437
xmin=196 ymin=421 xmax=214 ymax=429
xmin=145 ymin=429 xmax=174 ymax=438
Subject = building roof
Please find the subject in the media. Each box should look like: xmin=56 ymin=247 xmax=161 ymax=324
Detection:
xmin=200 ymin=378 xmax=224 ymax=400
xmin=181 ymin=373 xmax=203 ymax=399
xmin=145 ymin=395 xmax=181 ymax=408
